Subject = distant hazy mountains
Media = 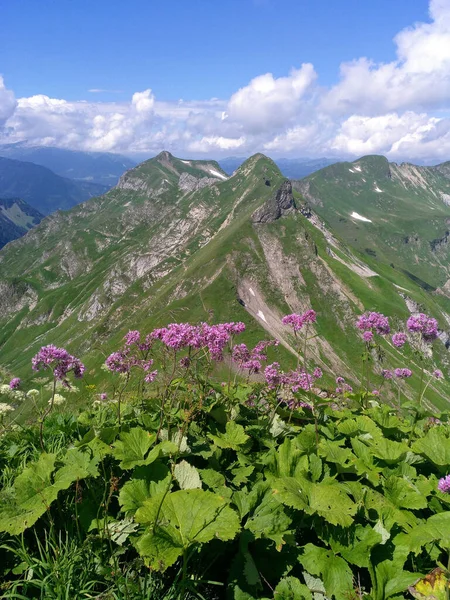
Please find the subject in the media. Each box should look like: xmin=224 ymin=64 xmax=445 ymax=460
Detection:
xmin=0 ymin=197 xmax=43 ymax=248
xmin=0 ymin=156 xmax=108 ymax=215
xmin=218 ymin=156 xmax=338 ymax=179
xmin=0 ymin=144 xmax=136 ymax=187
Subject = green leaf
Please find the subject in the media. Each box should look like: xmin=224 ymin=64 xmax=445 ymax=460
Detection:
xmin=318 ymin=439 xmax=354 ymax=466
xmin=273 ymin=477 xmax=356 ymax=527
xmin=0 ymin=449 xmax=99 ymax=535
xmin=113 ymin=427 xmax=156 ymax=469
xmin=383 ymin=476 xmax=428 ymax=510
xmin=272 ymin=477 xmax=310 ymax=512
xmin=135 ymin=489 xmax=240 ymax=571
xmin=274 ymin=577 xmax=312 ymax=599
xmin=208 ymin=421 xmax=249 ymax=451
xmin=299 ymin=543 xmax=353 ymax=600
xmin=200 ymin=468 xmax=226 ymax=490
xmin=245 ymin=490 xmax=292 ymax=549
xmin=119 ymin=462 xmax=171 ymax=513
xmin=397 ymin=512 xmax=450 ymax=553
xmin=267 ymin=437 xmax=308 ymax=478
xmin=232 ymin=465 xmax=255 ymax=486
xmin=307 ymin=480 xmax=356 ymax=527
xmin=174 ymin=460 xmax=202 ymax=490
xmin=54 ymin=448 xmax=99 ymax=487
xmin=412 ymin=428 xmax=450 ymax=467
xmin=369 ymin=438 xmax=410 ymax=464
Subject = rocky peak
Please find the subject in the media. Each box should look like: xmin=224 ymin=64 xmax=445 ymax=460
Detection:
xmin=251 ymin=180 xmax=296 ymax=223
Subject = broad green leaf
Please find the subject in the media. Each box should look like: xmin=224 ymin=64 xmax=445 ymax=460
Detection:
xmin=113 ymin=427 xmax=156 ymax=469
xmin=119 ymin=462 xmax=171 ymax=513
xmin=272 ymin=477 xmax=310 ymax=512
xmin=309 ymin=454 xmax=322 ymax=482
xmin=267 ymin=437 xmax=308 ymax=478
xmin=339 ymin=525 xmax=382 ymax=567
xmin=273 ymin=477 xmax=356 ymax=527
xmin=174 ymin=460 xmax=202 ymax=490
xmin=307 ymin=480 xmax=356 ymax=527
xmin=54 ymin=448 xmax=99 ymax=487
xmin=397 ymin=512 xmax=450 ymax=553
xmin=369 ymin=438 xmax=409 ymax=464
xmin=200 ymin=468 xmax=226 ymax=490
xmin=318 ymin=439 xmax=354 ymax=466
xmin=299 ymin=543 xmax=353 ymax=600
xmin=232 ymin=465 xmax=255 ymax=486
xmin=135 ymin=489 xmax=240 ymax=570
xmin=208 ymin=421 xmax=249 ymax=450
xmin=0 ymin=450 xmax=99 ymax=535
xmin=245 ymin=490 xmax=292 ymax=549
xmin=383 ymin=476 xmax=428 ymax=510
xmin=274 ymin=577 xmax=312 ymax=599
xmin=412 ymin=428 xmax=450 ymax=467
xmin=364 ymin=488 xmax=419 ymax=532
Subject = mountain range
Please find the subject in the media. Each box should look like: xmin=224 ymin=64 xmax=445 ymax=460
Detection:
xmin=1 ymin=151 xmax=450 ymax=410
xmin=0 ymin=156 xmax=108 ymax=215
xmin=0 ymin=144 xmax=136 ymax=186
xmin=0 ymin=197 xmax=43 ymax=249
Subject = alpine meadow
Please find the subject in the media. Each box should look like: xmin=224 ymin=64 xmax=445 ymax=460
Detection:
xmin=1 ymin=1 xmax=450 ymax=598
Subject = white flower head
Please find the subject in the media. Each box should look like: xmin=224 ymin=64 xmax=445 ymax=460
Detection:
xmin=27 ymin=389 xmax=40 ymax=399
xmin=49 ymin=394 xmax=66 ymax=406
xmin=0 ymin=403 xmax=14 ymax=415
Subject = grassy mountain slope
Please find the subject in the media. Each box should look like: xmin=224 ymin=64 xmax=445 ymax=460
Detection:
xmin=0 ymin=144 xmax=136 ymax=186
xmin=0 ymin=197 xmax=43 ymax=249
xmin=1 ymin=152 xmax=450 ymax=410
xmin=0 ymin=156 xmax=108 ymax=215
xmin=294 ymin=156 xmax=450 ymax=290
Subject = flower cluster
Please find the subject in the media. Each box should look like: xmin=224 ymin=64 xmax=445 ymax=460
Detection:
xmin=282 ymin=310 xmax=316 ymax=332
xmin=105 ymin=350 xmax=157 ymax=382
xmin=152 ymin=321 xmax=246 ymax=361
xmin=382 ymin=369 xmax=393 ymax=379
xmin=433 ymin=369 xmax=443 ymax=379
xmin=394 ymin=368 xmax=412 ymax=379
xmin=356 ymin=312 xmax=390 ymax=336
xmin=264 ymin=362 xmax=322 ymax=394
xmin=0 ymin=403 xmax=14 ymax=416
xmin=406 ymin=313 xmax=438 ymax=342
xmin=32 ymin=345 xmax=85 ymax=383
xmin=49 ymin=394 xmax=65 ymax=406
xmin=438 ymin=474 xmax=450 ymax=494
xmin=391 ymin=332 xmax=407 ymax=348
xmin=9 ymin=378 xmax=21 ymax=390
xmin=335 ymin=376 xmax=353 ymax=394
xmin=232 ymin=339 xmax=278 ymax=374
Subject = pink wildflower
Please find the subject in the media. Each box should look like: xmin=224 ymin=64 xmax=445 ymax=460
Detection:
xmin=438 ymin=475 xmax=450 ymax=493
xmin=9 ymin=378 xmax=21 ymax=390
xmin=392 ymin=332 xmax=407 ymax=348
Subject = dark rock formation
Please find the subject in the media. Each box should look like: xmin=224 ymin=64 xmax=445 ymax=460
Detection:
xmin=251 ymin=180 xmax=296 ymax=223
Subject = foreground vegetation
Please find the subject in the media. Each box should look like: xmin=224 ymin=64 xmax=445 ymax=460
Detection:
xmin=0 ymin=311 xmax=449 ymax=599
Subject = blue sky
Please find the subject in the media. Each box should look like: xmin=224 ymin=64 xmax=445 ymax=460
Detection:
xmin=2 ymin=0 xmax=429 ymax=101
xmin=1 ymin=0 xmax=450 ymax=162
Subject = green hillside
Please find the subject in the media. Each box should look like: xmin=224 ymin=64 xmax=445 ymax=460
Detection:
xmin=2 ymin=152 xmax=450 ymax=410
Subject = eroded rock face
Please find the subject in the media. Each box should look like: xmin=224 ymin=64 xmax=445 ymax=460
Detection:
xmin=252 ymin=181 xmax=296 ymax=223
xmin=178 ymin=173 xmax=217 ymax=193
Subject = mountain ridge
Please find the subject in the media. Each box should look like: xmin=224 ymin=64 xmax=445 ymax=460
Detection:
xmin=2 ymin=151 xmax=450 ymax=410
xmin=0 ymin=156 xmax=108 ymax=215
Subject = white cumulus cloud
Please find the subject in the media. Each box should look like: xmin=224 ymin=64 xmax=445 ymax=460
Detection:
xmin=1 ymin=1 xmax=450 ymax=162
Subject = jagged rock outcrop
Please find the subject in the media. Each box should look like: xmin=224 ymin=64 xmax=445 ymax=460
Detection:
xmin=178 ymin=173 xmax=218 ymax=193
xmin=252 ymin=181 xmax=296 ymax=223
